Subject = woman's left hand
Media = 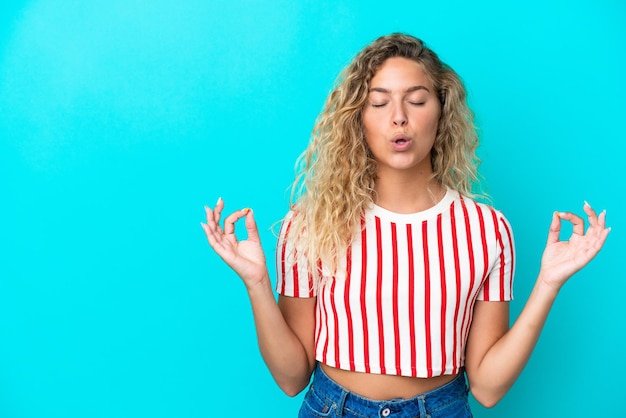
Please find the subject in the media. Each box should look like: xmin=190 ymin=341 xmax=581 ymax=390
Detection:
xmin=540 ymin=202 xmax=610 ymax=289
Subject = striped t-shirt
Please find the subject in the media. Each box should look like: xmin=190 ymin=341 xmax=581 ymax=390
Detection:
xmin=275 ymin=189 xmax=515 ymax=378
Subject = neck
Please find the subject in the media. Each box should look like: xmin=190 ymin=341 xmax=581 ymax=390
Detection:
xmin=373 ymin=168 xmax=445 ymax=214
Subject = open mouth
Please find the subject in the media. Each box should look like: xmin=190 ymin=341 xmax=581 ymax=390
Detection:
xmin=392 ymin=135 xmax=411 ymax=147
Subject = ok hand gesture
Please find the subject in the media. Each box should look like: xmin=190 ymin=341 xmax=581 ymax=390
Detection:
xmin=540 ymin=202 xmax=610 ymax=289
xmin=201 ymin=198 xmax=269 ymax=288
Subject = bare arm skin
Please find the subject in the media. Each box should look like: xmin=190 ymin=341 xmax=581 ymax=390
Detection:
xmin=201 ymin=199 xmax=316 ymax=396
xmin=464 ymin=203 xmax=610 ymax=407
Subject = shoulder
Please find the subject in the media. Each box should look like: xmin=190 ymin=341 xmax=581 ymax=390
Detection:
xmin=278 ymin=207 xmax=301 ymax=230
xmin=277 ymin=207 xmax=309 ymax=250
xmin=453 ymin=193 xmax=515 ymax=243
xmin=277 ymin=209 xmax=297 ymax=241
xmin=458 ymin=193 xmax=511 ymax=222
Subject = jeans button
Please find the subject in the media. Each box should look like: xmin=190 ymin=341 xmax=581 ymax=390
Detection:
xmin=381 ymin=407 xmax=391 ymax=417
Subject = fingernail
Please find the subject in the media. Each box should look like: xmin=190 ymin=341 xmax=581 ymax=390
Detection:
xmin=242 ymin=208 xmax=251 ymax=213
xmin=217 ymin=196 xmax=222 ymax=205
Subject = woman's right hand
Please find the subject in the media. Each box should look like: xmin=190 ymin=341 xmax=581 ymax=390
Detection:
xmin=201 ymin=198 xmax=269 ymax=289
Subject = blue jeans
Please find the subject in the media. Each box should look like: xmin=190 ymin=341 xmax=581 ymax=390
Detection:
xmin=299 ymin=364 xmax=472 ymax=418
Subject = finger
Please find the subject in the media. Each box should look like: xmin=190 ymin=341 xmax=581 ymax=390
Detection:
xmin=202 ymin=205 xmax=224 ymax=241
xmin=223 ymin=209 xmax=250 ymax=235
xmin=600 ymin=226 xmax=611 ymax=243
xmin=547 ymin=211 xmax=561 ymax=245
xmin=583 ymin=201 xmax=598 ymax=227
xmin=244 ymin=208 xmax=261 ymax=242
xmin=204 ymin=205 xmax=222 ymax=234
xmin=201 ymin=221 xmax=215 ymax=245
xmin=598 ymin=209 xmax=607 ymax=229
xmin=204 ymin=205 xmax=216 ymax=228
xmin=214 ymin=197 xmax=225 ymax=225
xmin=201 ymin=220 xmax=223 ymax=251
xmin=558 ymin=212 xmax=585 ymax=236
xmin=587 ymin=225 xmax=611 ymax=257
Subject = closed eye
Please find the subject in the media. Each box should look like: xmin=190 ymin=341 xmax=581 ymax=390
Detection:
xmin=409 ymin=101 xmax=426 ymax=106
xmin=371 ymin=102 xmax=388 ymax=108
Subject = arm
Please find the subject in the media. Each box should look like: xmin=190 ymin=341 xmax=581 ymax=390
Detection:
xmin=464 ymin=203 xmax=610 ymax=407
xmin=201 ymin=198 xmax=316 ymax=396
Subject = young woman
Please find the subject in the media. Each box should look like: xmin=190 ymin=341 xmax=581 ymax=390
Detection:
xmin=201 ymin=33 xmax=610 ymax=417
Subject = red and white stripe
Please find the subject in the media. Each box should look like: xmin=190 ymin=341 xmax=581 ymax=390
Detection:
xmin=276 ymin=190 xmax=515 ymax=378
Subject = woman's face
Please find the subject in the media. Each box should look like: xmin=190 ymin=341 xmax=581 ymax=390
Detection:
xmin=362 ymin=57 xmax=441 ymax=178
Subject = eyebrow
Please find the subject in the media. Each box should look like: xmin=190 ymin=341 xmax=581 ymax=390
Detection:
xmin=369 ymin=86 xmax=431 ymax=93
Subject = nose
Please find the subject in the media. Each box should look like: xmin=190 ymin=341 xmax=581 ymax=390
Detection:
xmin=392 ymin=103 xmax=407 ymax=126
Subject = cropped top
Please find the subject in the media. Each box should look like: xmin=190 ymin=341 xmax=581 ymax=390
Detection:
xmin=275 ymin=189 xmax=515 ymax=378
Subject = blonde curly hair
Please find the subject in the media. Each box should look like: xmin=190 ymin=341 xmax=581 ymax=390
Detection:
xmin=287 ymin=33 xmax=481 ymax=278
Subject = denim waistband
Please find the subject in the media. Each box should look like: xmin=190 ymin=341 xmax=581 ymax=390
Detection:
xmin=310 ymin=364 xmax=469 ymax=417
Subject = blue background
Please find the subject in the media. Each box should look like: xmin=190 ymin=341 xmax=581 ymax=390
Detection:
xmin=1 ymin=1 xmax=623 ymax=417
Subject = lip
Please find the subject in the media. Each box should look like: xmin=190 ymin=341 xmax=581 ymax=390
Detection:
xmin=390 ymin=134 xmax=412 ymax=151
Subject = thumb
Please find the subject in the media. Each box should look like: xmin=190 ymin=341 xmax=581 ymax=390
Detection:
xmin=243 ymin=208 xmax=261 ymax=242
xmin=546 ymin=211 xmax=561 ymax=245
